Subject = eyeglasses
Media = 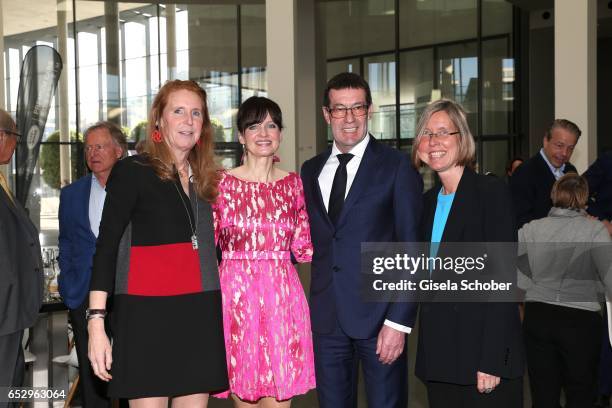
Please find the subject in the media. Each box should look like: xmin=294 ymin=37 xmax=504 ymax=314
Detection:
xmin=325 ymin=104 xmax=369 ymax=119
xmin=0 ymin=129 xmax=21 ymax=143
xmin=420 ymin=130 xmax=460 ymax=141
xmin=244 ymin=122 xmax=280 ymax=134
xmin=85 ymin=144 xmax=110 ymax=153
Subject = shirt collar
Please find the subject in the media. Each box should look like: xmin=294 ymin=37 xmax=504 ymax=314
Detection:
xmin=91 ymin=173 xmax=105 ymax=190
xmin=331 ymin=133 xmax=370 ymax=160
xmin=540 ymin=148 xmax=566 ymax=174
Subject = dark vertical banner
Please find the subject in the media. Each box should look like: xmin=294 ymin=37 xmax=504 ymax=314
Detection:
xmin=15 ymin=45 xmax=63 ymax=206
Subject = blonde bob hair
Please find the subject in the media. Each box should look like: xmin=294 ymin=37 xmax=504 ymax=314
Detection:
xmin=551 ymin=173 xmax=589 ymax=210
xmin=141 ymin=80 xmax=219 ymax=202
xmin=411 ymin=99 xmax=476 ymax=169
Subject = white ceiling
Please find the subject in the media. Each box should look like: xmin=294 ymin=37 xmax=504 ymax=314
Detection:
xmin=1 ymin=1 xmax=147 ymax=37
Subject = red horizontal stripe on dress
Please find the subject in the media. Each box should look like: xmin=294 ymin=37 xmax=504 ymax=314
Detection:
xmin=127 ymin=243 xmax=202 ymax=296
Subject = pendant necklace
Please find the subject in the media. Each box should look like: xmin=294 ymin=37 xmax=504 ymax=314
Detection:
xmin=174 ymin=167 xmax=199 ymax=250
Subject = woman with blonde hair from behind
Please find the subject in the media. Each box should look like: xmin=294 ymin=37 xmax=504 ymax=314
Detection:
xmin=519 ymin=173 xmax=612 ymax=408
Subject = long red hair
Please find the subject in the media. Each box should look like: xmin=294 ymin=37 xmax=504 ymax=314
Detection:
xmin=142 ymin=80 xmax=219 ymax=202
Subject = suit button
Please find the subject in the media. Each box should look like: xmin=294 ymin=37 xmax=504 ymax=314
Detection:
xmin=29 ymin=242 xmax=34 ymax=247
xmin=333 ymin=266 xmax=339 ymax=272
xmin=34 ymin=267 xmax=40 ymax=273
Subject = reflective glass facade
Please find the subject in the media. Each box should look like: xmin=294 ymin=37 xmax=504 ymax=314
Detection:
xmin=320 ymin=0 xmax=517 ymax=183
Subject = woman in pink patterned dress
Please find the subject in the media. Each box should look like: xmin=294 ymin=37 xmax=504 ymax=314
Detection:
xmin=213 ymin=96 xmax=316 ymax=407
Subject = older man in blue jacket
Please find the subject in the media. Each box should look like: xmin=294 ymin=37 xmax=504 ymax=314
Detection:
xmin=58 ymin=122 xmax=126 ymax=407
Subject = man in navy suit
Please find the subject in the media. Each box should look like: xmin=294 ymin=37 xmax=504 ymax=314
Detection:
xmin=0 ymin=109 xmax=43 ymax=403
xmin=301 ymin=72 xmax=422 ymax=408
xmin=58 ymin=122 xmax=126 ymax=407
xmin=510 ymin=119 xmax=579 ymax=228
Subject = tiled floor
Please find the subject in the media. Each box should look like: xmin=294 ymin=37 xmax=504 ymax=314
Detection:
xmin=208 ymin=329 xmax=430 ymax=408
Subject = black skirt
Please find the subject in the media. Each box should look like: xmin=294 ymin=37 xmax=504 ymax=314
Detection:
xmin=108 ymin=291 xmax=228 ymax=399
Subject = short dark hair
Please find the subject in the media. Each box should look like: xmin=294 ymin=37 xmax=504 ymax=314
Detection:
xmin=84 ymin=121 xmax=128 ymax=156
xmin=323 ymin=72 xmax=372 ymax=108
xmin=551 ymin=173 xmax=589 ymax=209
xmin=236 ymin=96 xmax=283 ymax=134
xmin=546 ymin=119 xmax=582 ymax=141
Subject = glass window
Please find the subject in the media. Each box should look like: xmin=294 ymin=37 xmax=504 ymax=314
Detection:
xmin=482 ymin=139 xmax=509 ymax=178
xmin=437 ymin=41 xmax=478 ymax=133
xmin=399 ymin=0 xmax=477 ymax=49
xmin=399 ymin=48 xmax=434 ymax=139
xmin=241 ymin=4 xmax=267 ymax=104
xmin=327 ymin=58 xmax=360 ymax=80
xmin=185 ymin=5 xmax=238 ymax=142
xmin=320 ymin=0 xmax=395 ymax=59
xmin=364 ymin=54 xmax=396 ymax=140
xmin=482 ymin=37 xmax=514 ymax=135
xmin=1 ymin=0 xmax=265 ymax=249
xmin=483 ymin=0 xmax=513 ymax=37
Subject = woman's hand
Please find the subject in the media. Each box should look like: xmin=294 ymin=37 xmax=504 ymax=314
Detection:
xmin=88 ymin=319 xmax=113 ymax=381
xmin=476 ymin=371 xmax=500 ymax=393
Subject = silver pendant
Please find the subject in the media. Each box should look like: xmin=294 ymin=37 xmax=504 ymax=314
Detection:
xmin=191 ymin=234 xmax=199 ymax=250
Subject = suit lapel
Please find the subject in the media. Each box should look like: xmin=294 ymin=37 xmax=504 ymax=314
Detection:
xmin=422 ymin=188 xmax=438 ymax=242
xmin=335 ymin=136 xmax=381 ymax=228
xmin=440 ymin=168 xmax=477 ymax=242
xmin=312 ymin=148 xmax=333 ymax=228
xmin=1 ymin=187 xmax=39 ymax=241
xmin=81 ymin=174 xmax=96 ymax=241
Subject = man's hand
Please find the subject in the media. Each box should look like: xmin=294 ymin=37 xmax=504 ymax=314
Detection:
xmin=602 ymin=219 xmax=612 ymax=236
xmin=376 ymin=325 xmax=405 ymax=365
xmin=477 ymin=371 xmax=500 ymax=393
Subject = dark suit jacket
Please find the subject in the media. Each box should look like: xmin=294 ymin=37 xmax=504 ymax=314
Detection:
xmin=510 ymin=152 xmax=577 ymax=228
xmin=415 ymin=167 xmax=524 ymax=385
xmin=58 ymin=174 xmax=97 ymax=309
xmin=584 ymin=151 xmax=612 ymax=220
xmin=0 ymin=186 xmax=43 ymax=336
xmin=300 ymin=136 xmax=423 ymax=339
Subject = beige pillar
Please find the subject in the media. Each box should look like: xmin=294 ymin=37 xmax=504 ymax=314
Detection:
xmin=57 ymin=0 xmax=71 ymax=186
xmin=267 ymin=0 xmax=321 ymax=171
xmin=554 ymin=0 xmax=597 ymax=172
xmin=266 ymin=0 xmax=298 ymax=171
xmin=166 ymin=4 xmax=177 ymax=81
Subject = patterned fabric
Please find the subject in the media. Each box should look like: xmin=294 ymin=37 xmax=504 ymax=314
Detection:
xmin=213 ymin=171 xmax=316 ymax=401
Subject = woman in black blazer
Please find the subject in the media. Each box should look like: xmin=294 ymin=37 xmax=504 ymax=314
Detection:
xmin=411 ymin=99 xmax=524 ymax=407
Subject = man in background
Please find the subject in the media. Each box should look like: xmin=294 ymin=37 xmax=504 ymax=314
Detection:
xmin=0 ymin=109 xmax=43 ymax=406
xmin=58 ymin=121 xmax=127 ymax=407
xmin=510 ymin=119 xmax=579 ymax=228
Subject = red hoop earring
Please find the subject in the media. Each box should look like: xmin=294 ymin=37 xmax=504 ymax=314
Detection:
xmin=196 ymin=138 xmax=202 ymax=147
xmin=151 ymin=129 xmax=162 ymax=143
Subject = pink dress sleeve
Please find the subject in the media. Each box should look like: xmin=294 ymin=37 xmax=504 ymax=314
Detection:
xmin=290 ymin=174 xmax=313 ymax=263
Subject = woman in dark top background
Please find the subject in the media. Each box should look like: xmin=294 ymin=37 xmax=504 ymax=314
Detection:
xmin=411 ymin=99 xmax=524 ymax=408
xmin=87 ymin=80 xmax=228 ymax=407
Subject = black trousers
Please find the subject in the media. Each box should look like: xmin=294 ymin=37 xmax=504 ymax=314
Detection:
xmin=0 ymin=331 xmax=24 ymax=408
xmin=426 ymin=377 xmax=523 ymax=408
xmin=70 ymin=299 xmax=112 ymax=408
xmin=524 ymin=302 xmax=602 ymax=408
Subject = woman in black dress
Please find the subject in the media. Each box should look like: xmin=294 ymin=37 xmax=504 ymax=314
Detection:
xmin=87 ymin=80 xmax=228 ymax=407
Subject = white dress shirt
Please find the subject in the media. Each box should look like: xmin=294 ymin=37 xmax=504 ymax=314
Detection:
xmin=318 ymin=134 xmax=411 ymax=334
xmin=539 ymin=148 xmax=566 ymax=180
xmin=89 ymin=174 xmax=106 ymax=238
